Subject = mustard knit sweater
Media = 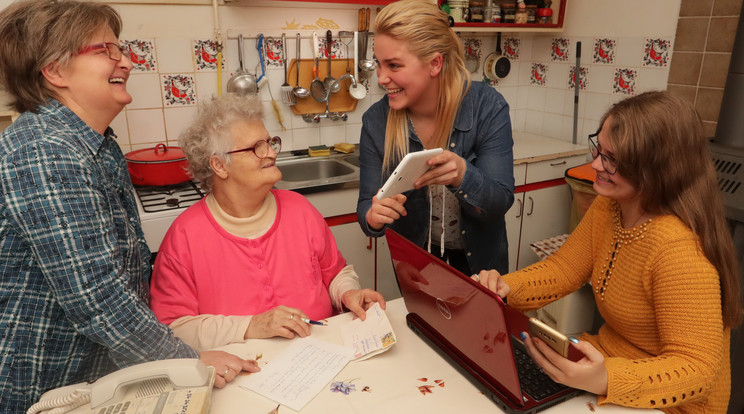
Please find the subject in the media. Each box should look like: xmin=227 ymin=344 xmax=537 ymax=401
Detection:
xmin=503 ymin=196 xmax=730 ymax=414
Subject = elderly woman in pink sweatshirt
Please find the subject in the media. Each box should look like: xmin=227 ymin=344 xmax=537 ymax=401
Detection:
xmin=150 ymin=94 xmax=385 ymax=351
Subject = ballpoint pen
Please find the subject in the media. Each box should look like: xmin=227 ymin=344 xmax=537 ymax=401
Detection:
xmin=301 ymin=318 xmax=328 ymax=326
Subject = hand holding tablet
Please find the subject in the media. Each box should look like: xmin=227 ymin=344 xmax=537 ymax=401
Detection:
xmin=376 ymin=148 xmax=444 ymax=199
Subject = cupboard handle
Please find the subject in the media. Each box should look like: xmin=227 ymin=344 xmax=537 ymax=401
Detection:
xmin=515 ymin=198 xmax=523 ymax=218
xmin=527 ymin=196 xmax=534 ymax=216
xmin=550 ymin=160 xmax=567 ymax=166
xmin=367 ymin=237 xmax=373 ymax=250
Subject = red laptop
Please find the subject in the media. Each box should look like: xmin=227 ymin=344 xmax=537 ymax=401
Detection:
xmin=386 ymin=229 xmax=582 ymax=414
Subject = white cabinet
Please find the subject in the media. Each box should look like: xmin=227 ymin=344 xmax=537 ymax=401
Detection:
xmin=330 ymin=222 xmax=375 ymax=289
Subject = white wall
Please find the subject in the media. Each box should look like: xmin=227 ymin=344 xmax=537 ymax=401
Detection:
xmin=0 ymin=0 xmax=680 ymax=152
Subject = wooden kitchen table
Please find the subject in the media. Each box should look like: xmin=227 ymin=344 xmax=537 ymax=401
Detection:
xmin=210 ymin=298 xmax=657 ymax=414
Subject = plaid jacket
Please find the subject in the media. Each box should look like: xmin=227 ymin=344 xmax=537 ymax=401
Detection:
xmin=0 ymin=100 xmax=197 ymax=412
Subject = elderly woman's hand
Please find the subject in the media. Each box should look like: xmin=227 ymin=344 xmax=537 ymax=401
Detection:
xmin=199 ymin=350 xmax=260 ymax=388
xmin=245 ymin=305 xmax=312 ymax=340
xmin=341 ymin=289 xmax=387 ymax=320
xmin=471 ymin=269 xmax=511 ymax=298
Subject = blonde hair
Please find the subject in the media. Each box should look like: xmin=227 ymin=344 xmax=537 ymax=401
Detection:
xmin=0 ymin=0 xmax=122 ymax=113
xmin=601 ymin=91 xmax=742 ymax=327
xmin=179 ymin=94 xmax=264 ymax=191
xmin=374 ymin=0 xmax=471 ymax=171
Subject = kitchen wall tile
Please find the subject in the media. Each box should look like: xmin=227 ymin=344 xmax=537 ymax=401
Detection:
xmin=568 ymin=66 xmax=589 ymax=90
xmin=122 ymin=39 xmax=157 ymax=73
xmin=127 ymin=109 xmax=166 ymax=145
xmin=674 ymin=18 xmax=710 ymax=52
xmin=530 ymin=63 xmax=548 ymax=86
xmin=163 ymin=106 xmax=197 ymax=140
xmin=636 ymin=67 xmax=669 ymax=93
xmin=544 ymin=88 xmax=566 ymax=115
xmin=524 ymin=110 xmax=544 ymax=135
xmin=156 ymin=38 xmax=194 ymax=73
xmin=527 ymin=86 xmax=547 ymax=111
xmin=514 ymin=109 xmax=527 ymax=131
xmin=127 ymin=73 xmax=164 ymax=109
xmin=319 ymin=125 xmax=346 ymax=147
xmin=193 ymin=40 xmax=224 ymax=72
xmin=562 ymin=115 xmax=585 ymax=144
xmin=111 ymin=112 xmax=130 ymax=147
xmin=516 ymin=86 xmax=530 ymax=109
xmin=345 ymin=123 xmax=362 ymax=144
xmin=130 ymin=142 xmax=160 ymax=151
xmin=504 ymin=37 xmax=521 ymax=60
xmin=707 ymin=17 xmax=738 ymax=52
xmin=541 ymin=112 xmax=563 ymax=139
xmin=531 ymin=36 xmax=552 ymax=62
xmin=668 ymin=52 xmax=703 ymax=85
xmin=614 ymin=37 xmax=645 ymax=67
xmin=517 ymin=36 xmax=533 ymax=62
xmin=695 ymin=87 xmax=724 ymax=121
xmin=162 ymin=74 xmax=197 ymax=107
xmin=583 ymin=92 xmax=611 ymax=121
xmin=292 ymin=127 xmax=320 ymax=150
xmin=498 ymin=86 xmax=518 ymax=111
xmin=666 ymin=84 xmax=698 ymax=104
xmin=546 ymin=63 xmax=568 ymax=89
xmin=593 ymin=38 xmax=616 ymax=64
xmin=563 ymin=89 xmax=587 ymax=118
xmin=572 ymin=38 xmax=593 ymax=65
xmin=551 ymin=38 xmax=571 ymax=62
xmin=643 ymin=38 xmax=672 ymax=67
xmin=277 ymin=131 xmax=294 ymax=151
xmin=613 ymin=68 xmax=638 ymax=95
xmin=509 ymin=110 xmax=518 ymax=129
xmin=712 ymin=0 xmax=743 ymax=15
xmin=586 ymin=65 xmax=613 ymax=94
xmin=699 ymin=53 xmax=731 ymax=87
xmin=498 ymin=61 xmax=520 ymax=87
xmin=262 ymin=100 xmax=293 ymax=134
xmin=194 ymin=73 xmax=219 ymax=104
xmin=680 ymin=0 xmax=714 ymax=16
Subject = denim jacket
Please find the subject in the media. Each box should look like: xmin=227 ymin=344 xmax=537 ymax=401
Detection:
xmin=357 ymin=81 xmax=515 ymax=274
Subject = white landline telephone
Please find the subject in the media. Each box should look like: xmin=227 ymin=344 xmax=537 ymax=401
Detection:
xmin=27 ymin=358 xmax=216 ymax=414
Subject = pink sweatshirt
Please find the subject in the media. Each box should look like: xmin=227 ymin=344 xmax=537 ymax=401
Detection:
xmin=150 ymin=189 xmax=347 ymax=324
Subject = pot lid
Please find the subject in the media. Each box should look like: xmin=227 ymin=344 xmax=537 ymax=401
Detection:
xmin=125 ymin=143 xmax=186 ymax=163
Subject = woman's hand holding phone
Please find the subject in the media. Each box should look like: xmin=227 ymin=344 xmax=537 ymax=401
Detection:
xmin=522 ymin=330 xmax=609 ymax=396
xmin=366 ymin=194 xmax=407 ymax=230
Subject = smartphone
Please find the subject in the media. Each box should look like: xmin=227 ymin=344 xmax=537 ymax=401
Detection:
xmin=528 ymin=317 xmax=570 ymax=358
xmin=376 ymin=148 xmax=444 ymax=199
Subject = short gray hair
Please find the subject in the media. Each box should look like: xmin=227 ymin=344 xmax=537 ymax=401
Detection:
xmin=179 ymin=93 xmax=264 ymax=191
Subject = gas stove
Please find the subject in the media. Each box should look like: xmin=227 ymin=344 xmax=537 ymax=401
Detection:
xmin=134 ymin=180 xmax=206 ymax=252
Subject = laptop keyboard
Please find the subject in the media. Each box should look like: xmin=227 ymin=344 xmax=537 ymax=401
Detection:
xmin=513 ymin=343 xmax=569 ymax=401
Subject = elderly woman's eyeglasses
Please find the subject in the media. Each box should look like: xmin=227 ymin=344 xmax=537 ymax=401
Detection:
xmin=77 ymin=42 xmax=125 ymax=61
xmin=588 ymin=132 xmax=618 ymax=175
xmin=227 ymin=136 xmax=282 ymax=159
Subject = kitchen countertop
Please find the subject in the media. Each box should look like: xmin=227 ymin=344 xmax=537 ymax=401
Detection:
xmin=512 ymin=132 xmax=589 ymax=165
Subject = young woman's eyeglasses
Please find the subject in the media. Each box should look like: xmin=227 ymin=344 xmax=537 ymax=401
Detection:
xmin=77 ymin=42 xmax=125 ymax=61
xmin=227 ymin=136 xmax=282 ymax=159
xmin=588 ymin=132 xmax=618 ymax=175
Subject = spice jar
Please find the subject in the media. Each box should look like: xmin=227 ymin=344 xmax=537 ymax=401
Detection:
xmin=469 ymin=1 xmax=484 ymax=22
xmin=500 ymin=3 xmax=515 ymax=23
xmin=491 ymin=3 xmax=501 ymax=22
xmin=536 ymin=7 xmax=552 ymax=24
xmin=514 ymin=7 xmax=527 ymax=23
xmin=526 ymin=5 xmax=537 ymax=23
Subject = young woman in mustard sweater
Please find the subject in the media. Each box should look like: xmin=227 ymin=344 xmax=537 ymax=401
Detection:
xmin=475 ymin=91 xmax=741 ymax=413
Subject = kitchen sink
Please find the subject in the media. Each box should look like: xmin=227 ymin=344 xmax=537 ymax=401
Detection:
xmin=274 ymin=155 xmax=360 ymax=193
xmin=278 ymin=159 xmax=354 ymax=182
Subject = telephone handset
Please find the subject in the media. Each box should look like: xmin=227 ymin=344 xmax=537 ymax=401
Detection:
xmin=28 ymin=358 xmax=216 ymax=414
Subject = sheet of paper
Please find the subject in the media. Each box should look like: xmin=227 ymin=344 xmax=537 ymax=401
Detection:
xmin=340 ymin=302 xmax=397 ymax=360
xmin=238 ymin=337 xmax=353 ymax=411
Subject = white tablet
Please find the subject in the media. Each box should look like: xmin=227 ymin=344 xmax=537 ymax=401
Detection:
xmin=376 ymin=148 xmax=444 ymax=199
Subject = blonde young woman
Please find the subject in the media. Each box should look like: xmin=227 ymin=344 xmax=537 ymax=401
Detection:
xmin=357 ymin=0 xmax=515 ymax=277
xmin=478 ymin=91 xmax=742 ymax=413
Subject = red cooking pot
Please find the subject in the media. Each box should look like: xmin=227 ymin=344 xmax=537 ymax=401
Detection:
xmin=125 ymin=143 xmax=191 ymax=186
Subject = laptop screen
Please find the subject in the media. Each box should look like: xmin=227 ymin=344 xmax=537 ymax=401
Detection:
xmin=386 ymin=229 xmax=524 ymax=405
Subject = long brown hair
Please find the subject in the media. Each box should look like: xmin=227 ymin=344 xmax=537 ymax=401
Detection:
xmin=374 ymin=0 xmax=471 ymax=171
xmin=601 ymin=91 xmax=742 ymax=327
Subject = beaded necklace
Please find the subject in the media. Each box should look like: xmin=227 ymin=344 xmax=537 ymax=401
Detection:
xmin=596 ymin=202 xmax=653 ymax=301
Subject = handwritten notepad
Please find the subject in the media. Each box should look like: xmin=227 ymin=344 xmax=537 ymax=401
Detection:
xmin=238 ymin=337 xmax=353 ymax=411
xmin=340 ymin=302 xmax=397 ymax=360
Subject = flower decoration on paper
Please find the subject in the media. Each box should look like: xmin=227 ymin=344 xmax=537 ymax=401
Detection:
xmin=504 ymin=37 xmax=520 ymax=60
xmin=330 ymin=381 xmax=356 ymax=395
xmin=464 ymin=38 xmax=482 ymax=60
xmin=415 ymin=377 xmax=445 ymax=395
xmin=530 ymin=63 xmax=547 ymax=86
xmin=593 ymin=38 xmax=615 ymax=64
xmin=264 ymin=37 xmax=284 ymax=68
xmin=551 ymin=38 xmax=570 ymax=62
xmin=162 ymin=74 xmax=196 ymax=107
xmin=193 ymin=39 xmax=224 ymax=71
xmin=613 ymin=68 xmax=637 ymax=95
xmin=643 ymin=38 xmax=671 ymax=67
xmin=121 ymin=39 xmax=156 ymax=72
xmin=568 ymin=66 xmax=588 ymax=90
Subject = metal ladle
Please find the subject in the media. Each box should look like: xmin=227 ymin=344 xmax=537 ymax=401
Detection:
xmin=292 ymin=33 xmax=310 ymax=99
xmin=226 ymin=34 xmax=258 ymax=95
